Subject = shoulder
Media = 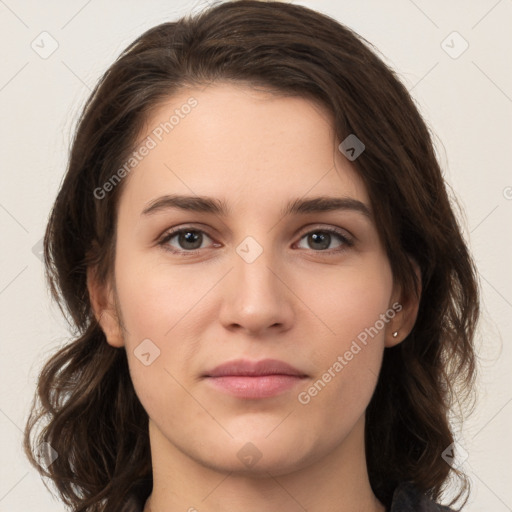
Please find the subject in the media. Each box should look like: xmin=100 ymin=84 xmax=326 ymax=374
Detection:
xmin=120 ymin=481 xmax=456 ymax=512
xmin=390 ymin=481 xmax=457 ymax=512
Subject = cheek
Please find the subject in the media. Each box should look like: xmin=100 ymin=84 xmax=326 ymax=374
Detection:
xmin=113 ymin=252 xmax=221 ymax=412
xmin=298 ymin=258 xmax=393 ymax=407
xmin=114 ymin=251 xmax=209 ymax=340
xmin=306 ymin=258 xmax=393 ymax=347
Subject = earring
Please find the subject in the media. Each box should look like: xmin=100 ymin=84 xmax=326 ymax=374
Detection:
xmin=392 ymin=331 xmax=398 ymax=338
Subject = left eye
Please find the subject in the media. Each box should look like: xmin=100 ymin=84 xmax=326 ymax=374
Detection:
xmin=158 ymin=227 xmax=353 ymax=254
xmin=296 ymin=229 xmax=353 ymax=251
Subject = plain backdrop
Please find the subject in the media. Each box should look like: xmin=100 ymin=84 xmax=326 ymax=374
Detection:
xmin=0 ymin=0 xmax=511 ymax=510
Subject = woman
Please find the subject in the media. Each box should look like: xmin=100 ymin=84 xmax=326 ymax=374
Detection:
xmin=23 ymin=1 xmax=479 ymax=511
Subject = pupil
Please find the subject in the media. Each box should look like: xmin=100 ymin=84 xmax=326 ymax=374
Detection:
xmin=310 ymin=232 xmax=329 ymax=250
xmin=181 ymin=231 xmax=201 ymax=249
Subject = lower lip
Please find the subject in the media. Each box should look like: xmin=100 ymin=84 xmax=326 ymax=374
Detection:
xmin=204 ymin=375 xmax=306 ymax=399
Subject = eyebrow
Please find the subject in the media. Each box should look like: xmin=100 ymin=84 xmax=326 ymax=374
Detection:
xmin=141 ymin=194 xmax=372 ymax=219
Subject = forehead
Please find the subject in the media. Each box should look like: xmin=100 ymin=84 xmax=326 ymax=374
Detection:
xmin=118 ymin=82 xmax=369 ymax=217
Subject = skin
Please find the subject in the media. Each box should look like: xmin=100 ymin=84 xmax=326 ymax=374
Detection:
xmin=88 ymin=82 xmax=420 ymax=512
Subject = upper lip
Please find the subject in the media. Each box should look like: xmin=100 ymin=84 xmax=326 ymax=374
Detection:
xmin=203 ymin=358 xmax=308 ymax=378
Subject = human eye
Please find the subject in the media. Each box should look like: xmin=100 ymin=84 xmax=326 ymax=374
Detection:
xmin=295 ymin=225 xmax=354 ymax=254
xmin=157 ymin=224 xmax=354 ymax=257
xmin=157 ymin=226 xmax=219 ymax=255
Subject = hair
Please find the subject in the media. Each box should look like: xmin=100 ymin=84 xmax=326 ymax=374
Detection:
xmin=23 ymin=1 xmax=479 ymax=511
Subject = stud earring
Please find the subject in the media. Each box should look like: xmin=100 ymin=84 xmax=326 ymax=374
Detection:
xmin=392 ymin=331 xmax=398 ymax=338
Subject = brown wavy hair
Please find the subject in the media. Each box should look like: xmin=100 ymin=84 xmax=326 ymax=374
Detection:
xmin=23 ymin=1 xmax=479 ymax=511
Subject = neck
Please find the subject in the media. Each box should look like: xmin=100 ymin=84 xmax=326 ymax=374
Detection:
xmin=143 ymin=415 xmax=385 ymax=512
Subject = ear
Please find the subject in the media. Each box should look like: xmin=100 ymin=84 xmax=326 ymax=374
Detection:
xmin=385 ymin=258 xmax=422 ymax=348
xmin=87 ymin=265 xmax=125 ymax=348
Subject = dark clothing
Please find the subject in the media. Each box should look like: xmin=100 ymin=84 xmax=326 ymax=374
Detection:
xmin=390 ymin=482 xmax=455 ymax=511
xmin=120 ymin=481 xmax=456 ymax=511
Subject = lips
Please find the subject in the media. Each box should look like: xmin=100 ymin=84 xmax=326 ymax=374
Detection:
xmin=203 ymin=358 xmax=308 ymax=378
xmin=203 ymin=359 xmax=308 ymax=399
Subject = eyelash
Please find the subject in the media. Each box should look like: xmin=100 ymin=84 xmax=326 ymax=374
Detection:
xmin=157 ymin=225 xmax=354 ymax=256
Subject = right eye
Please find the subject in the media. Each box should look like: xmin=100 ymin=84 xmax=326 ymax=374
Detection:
xmin=158 ymin=227 xmax=219 ymax=254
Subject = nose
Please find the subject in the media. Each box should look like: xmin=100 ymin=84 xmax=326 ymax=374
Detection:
xmin=218 ymin=239 xmax=295 ymax=336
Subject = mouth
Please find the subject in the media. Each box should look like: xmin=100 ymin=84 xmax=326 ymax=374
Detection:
xmin=202 ymin=358 xmax=308 ymax=399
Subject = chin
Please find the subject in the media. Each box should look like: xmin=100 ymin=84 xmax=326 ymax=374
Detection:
xmin=192 ymin=434 xmax=315 ymax=477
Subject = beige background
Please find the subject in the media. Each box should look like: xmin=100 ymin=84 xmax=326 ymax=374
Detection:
xmin=0 ymin=0 xmax=511 ymax=510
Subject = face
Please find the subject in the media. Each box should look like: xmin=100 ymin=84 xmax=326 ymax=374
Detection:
xmin=91 ymin=82 xmax=412 ymax=477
